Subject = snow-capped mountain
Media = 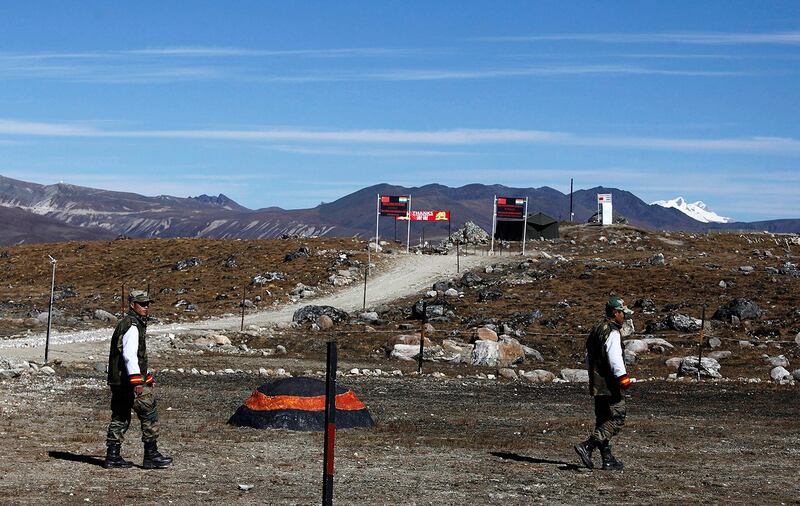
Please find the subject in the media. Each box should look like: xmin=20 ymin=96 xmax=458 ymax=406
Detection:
xmin=651 ymin=197 xmax=733 ymax=223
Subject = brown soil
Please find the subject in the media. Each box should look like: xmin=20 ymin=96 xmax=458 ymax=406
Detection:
xmin=1 ymin=227 xmax=799 ymax=504
xmin=0 ymin=358 xmax=798 ymax=505
xmin=0 ymin=237 xmax=370 ymax=337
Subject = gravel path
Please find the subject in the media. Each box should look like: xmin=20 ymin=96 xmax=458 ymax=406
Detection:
xmin=0 ymin=251 xmax=505 ymax=363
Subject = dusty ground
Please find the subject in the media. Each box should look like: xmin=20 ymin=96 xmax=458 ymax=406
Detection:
xmin=2 ymin=227 xmax=799 ymax=504
xmin=0 ymin=357 xmax=798 ymax=505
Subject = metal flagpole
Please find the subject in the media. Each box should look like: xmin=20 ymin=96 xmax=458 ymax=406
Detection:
xmin=490 ymin=195 xmax=497 ymax=255
xmin=405 ymin=195 xmax=411 ymax=254
xmin=372 ymin=194 xmax=380 ymax=274
xmin=569 ymin=178 xmax=574 ymax=221
xmin=44 ymin=255 xmax=57 ymax=364
xmin=521 ymin=197 xmax=529 ymax=256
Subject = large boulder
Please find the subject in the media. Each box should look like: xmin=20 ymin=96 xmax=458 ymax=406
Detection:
xmin=713 ymin=298 xmax=762 ymax=321
xmin=93 ymin=309 xmax=117 ymax=323
xmin=474 ymin=327 xmax=498 ymax=342
xmin=667 ymin=313 xmax=703 ymax=332
xmin=411 ymin=300 xmax=450 ymax=320
xmin=559 ymin=369 xmax=589 ymax=383
xmin=497 ymin=337 xmax=525 ymax=367
xmin=459 ymin=271 xmax=483 ymax=288
xmin=471 ymin=340 xmax=499 ymax=367
xmin=441 ymin=340 xmax=474 ymax=363
xmin=292 ymin=305 xmax=349 ymax=324
xmin=678 ymin=356 xmax=721 ymax=378
xmin=623 ymin=339 xmax=649 ymax=354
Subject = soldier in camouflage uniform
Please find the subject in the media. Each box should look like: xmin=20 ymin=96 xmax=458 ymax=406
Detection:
xmin=104 ymin=289 xmax=173 ymax=469
xmin=574 ymin=297 xmax=633 ymax=470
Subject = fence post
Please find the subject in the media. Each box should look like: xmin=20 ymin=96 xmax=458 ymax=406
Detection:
xmin=418 ymin=302 xmax=427 ymax=374
xmin=322 ymin=341 xmax=338 ymax=506
xmin=44 ymin=255 xmax=57 ymax=364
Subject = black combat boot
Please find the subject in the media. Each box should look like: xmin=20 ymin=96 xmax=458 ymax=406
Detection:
xmin=573 ymin=438 xmax=597 ymax=469
xmin=103 ymin=443 xmax=133 ymax=469
xmin=142 ymin=441 xmax=173 ymax=469
xmin=599 ymin=443 xmax=624 ymax=470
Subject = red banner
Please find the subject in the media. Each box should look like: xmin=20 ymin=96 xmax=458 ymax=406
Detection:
xmin=396 ymin=210 xmax=450 ymax=221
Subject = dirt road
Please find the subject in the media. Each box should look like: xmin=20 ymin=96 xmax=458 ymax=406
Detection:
xmin=0 ymin=251 xmax=500 ymax=364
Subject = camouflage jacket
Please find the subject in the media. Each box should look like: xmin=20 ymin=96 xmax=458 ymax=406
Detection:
xmin=107 ymin=310 xmax=149 ymax=386
xmin=586 ymin=321 xmax=621 ymax=397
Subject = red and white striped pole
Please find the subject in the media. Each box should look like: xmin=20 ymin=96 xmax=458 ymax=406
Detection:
xmin=322 ymin=341 xmax=337 ymax=505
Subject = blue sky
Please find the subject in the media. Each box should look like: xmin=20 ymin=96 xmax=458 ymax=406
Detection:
xmin=0 ymin=1 xmax=798 ymax=221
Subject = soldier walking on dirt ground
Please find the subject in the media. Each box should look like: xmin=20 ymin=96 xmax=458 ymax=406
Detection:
xmin=103 ymin=289 xmax=173 ymax=469
xmin=574 ymin=297 xmax=633 ymax=470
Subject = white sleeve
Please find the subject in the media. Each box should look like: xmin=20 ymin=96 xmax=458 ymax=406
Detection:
xmin=604 ymin=329 xmax=627 ymax=378
xmin=121 ymin=326 xmax=140 ymax=376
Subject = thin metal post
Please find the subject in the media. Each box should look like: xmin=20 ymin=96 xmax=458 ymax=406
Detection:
xmin=371 ymin=194 xmax=379 ymax=274
xmin=240 ymin=285 xmax=246 ymax=331
xmin=322 ymin=341 xmax=337 ymax=506
xmin=362 ymin=264 xmax=368 ymax=310
xmin=406 ymin=195 xmax=411 ymax=254
xmin=418 ymin=302 xmax=427 ymax=374
xmin=490 ymin=195 xmax=497 ymax=255
xmin=569 ymin=178 xmax=574 ymax=221
xmin=44 ymin=255 xmax=57 ymax=364
xmin=521 ymin=197 xmax=529 ymax=256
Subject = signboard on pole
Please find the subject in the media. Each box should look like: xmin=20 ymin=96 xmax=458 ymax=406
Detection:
xmin=496 ymin=197 xmax=526 ymax=221
xmin=379 ymin=195 xmax=410 ymax=218
xmin=396 ymin=210 xmax=450 ymax=221
xmin=597 ymin=193 xmax=613 ymax=225
xmin=491 ymin=196 xmax=528 ymax=254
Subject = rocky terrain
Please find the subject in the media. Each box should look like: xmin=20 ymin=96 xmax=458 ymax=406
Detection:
xmin=1 ymin=225 xmax=799 ymax=504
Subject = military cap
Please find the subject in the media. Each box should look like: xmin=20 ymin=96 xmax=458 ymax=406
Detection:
xmin=606 ymin=297 xmax=633 ymax=316
xmin=129 ymin=289 xmax=154 ymax=304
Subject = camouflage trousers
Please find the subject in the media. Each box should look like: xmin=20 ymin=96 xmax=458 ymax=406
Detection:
xmin=106 ymin=385 xmax=159 ymax=445
xmin=590 ymin=394 xmax=626 ymax=445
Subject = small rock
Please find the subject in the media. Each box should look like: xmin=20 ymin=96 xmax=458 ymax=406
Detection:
xmin=276 ymin=345 xmax=287 ymax=354
xmin=623 ymin=339 xmax=648 ymax=354
xmin=444 ymin=288 xmax=459 ymax=297
xmin=708 ymin=337 xmax=722 ymax=349
xmin=471 ymin=340 xmax=499 ymax=366
xmin=770 ymin=366 xmax=791 ymax=382
xmin=316 ymin=315 xmax=334 ymax=330
xmin=238 ymin=484 xmax=254 ymax=492
xmin=498 ymin=368 xmax=518 ymax=381
xmin=558 ymin=368 xmax=589 ymax=383
xmin=767 ymin=355 xmax=790 ymax=368
xmin=678 ymin=356 xmax=722 ymax=378
xmin=39 ymin=366 xmax=56 ymax=375
xmin=522 ymin=369 xmax=555 ymax=383
xmin=665 ymin=357 xmax=683 ymax=370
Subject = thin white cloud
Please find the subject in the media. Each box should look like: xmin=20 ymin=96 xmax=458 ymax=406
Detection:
xmin=367 ymin=64 xmax=738 ymax=80
xmin=2 ymin=119 xmax=800 ymax=154
xmin=267 ymin=145 xmax=473 ymax=157
xmin=481 ymin=31 xmax=800 ymax=45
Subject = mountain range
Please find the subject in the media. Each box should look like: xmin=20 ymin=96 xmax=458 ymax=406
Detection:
xmin=0 ymin=175 xmax=797 ymax=246
xmin=651 ymin=196 xmax=732 ymax=224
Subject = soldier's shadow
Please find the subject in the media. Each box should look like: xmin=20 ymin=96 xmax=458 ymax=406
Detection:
xmin=490 ymin=451 xmax=582 ymax=471
xmin=48 ymin=450 xmax=105 ymax=467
